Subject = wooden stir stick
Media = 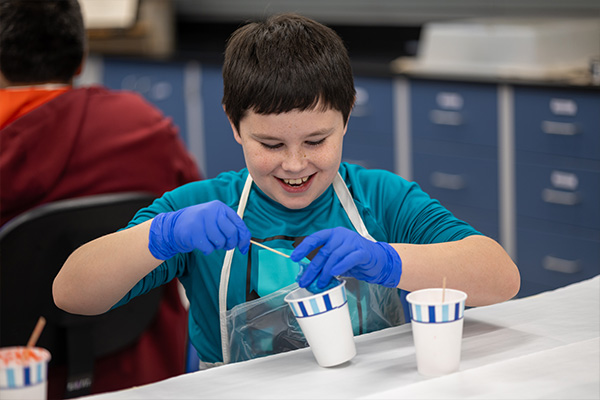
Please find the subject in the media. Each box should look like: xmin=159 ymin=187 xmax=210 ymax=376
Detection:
xmin=25 ymin=316 xmax=46 ymax=359
xmin=442 ymin=276 xmax=447 ymax=302
xmin=27 ymin=316 xmax=46 ymax=348
xmin=250 ymin=240 xmax=290 ymax=258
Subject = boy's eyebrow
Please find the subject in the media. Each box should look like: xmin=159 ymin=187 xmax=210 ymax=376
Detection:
xmin=252 ymin=128 xmax=334 ymax=140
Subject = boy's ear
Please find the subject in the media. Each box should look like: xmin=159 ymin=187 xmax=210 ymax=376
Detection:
xmin=231 ymin=121 xmax=243 ymax=145
xmin=223 ymin=105 xmax=243 ymax=145
xmin=343 ymin=95 xmax=356 ymax=131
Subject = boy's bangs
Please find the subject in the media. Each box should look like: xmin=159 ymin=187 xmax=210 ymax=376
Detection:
xmin=250 ymin=87 xmax=330 ymax=116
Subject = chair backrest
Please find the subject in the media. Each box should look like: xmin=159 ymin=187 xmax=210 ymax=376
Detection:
xmin=0 ymin=192 xmax=162 ymax=398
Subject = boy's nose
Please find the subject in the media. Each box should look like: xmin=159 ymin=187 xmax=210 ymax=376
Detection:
xmin=281 ymin=149 xmax=307 ymax=171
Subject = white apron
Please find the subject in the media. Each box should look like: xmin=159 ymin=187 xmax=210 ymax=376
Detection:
xmin=202 ymin=173 xmax=404 ymax=368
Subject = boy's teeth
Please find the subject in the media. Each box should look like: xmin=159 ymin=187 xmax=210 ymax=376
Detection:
xmin=283 ymin=176 xmax=309 ymax=185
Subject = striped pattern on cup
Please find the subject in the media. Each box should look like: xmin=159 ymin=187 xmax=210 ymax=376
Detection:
xmin=409 ymin=301 xmax=465 ymax=323
xmin=287 ymin=283 xmax=347 ymax=318
xmin=0 ymin=347 xmax=50 ymax=389
xmin=406 ymin=288 xmax=468 ymax=324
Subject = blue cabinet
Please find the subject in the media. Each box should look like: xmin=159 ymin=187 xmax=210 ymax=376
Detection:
xmin=515 ymin=86 xmax=600 ymax=297
xmin=410 ymin=80 xmax=498 ymax=147
xmin=514 ymin=87 xmax=600 ymax=160
xmin=342 ymin=76 xmax=395 ymax=171
xmin=409 ymin=79 xmax=600 ymax=298
xmin=517 ymin=224 xmax=600 ymax=296
xmin=516 ymin=158 xmax=600 ymax=230
xmin=410 ymin=79 xmax=500 ymax=240
xmin=201 ymin=64 xmax=245 ymax=178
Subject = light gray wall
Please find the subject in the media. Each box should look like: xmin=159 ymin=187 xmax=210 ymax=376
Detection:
xmin=174 ymin=0 xmax=600 ymax=26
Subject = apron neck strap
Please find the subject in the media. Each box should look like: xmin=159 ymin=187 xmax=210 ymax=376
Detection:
xmin=219 ymin=173 xmax=253 ymax=364
xmin=332 ymin=172 xmax=375 ymax=241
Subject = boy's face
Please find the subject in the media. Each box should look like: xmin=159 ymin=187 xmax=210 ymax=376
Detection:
xmin=231 ymin=105 xmax=347 ymax=210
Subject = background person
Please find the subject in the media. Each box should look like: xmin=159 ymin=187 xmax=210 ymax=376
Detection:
xmin=0 ymin=0 xmax=201 ymax=397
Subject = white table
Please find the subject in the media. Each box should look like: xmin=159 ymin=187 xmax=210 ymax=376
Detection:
xmin=82 ymin=276 xmax=600 ymax=399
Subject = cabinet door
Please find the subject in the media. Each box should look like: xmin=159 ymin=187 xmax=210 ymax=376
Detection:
xmin=343 ymin=76 xmax=395 ymax=171
xmin=413 ymin=152 xmax=499 ymax=239
xmin=413 ymin=152 xmax=498 ymax=211
xmin=201 ymin=64 xmax=245 ymax=178
xmin=516 ymin=160 xmax=600 ymax=230
xmin=517 ymin=225 xmax=600 ymax=297
xmin=410 ymin=79 xmax=499 ymax=240
xmin=411 ymin=79 xmax=498 ymax=147
xmin=514 ymin=85 xmax=600 ymax=297
xmin=514 ymin=87 xmax=600 ymax=161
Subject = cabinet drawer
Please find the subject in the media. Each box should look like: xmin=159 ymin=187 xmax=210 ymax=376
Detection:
xmin=514 ymin=87 xmax=600 ymax=160
xmin=413 ymin=152 xmax=498 ymax=211
xmin=410 ymin=79 xmax=497 ymax=147
xmin=342 ymin=142 xmax=394 ymax=172
xmin=517 ymin=226 xmax=600 ymax=297
xmin=202 ymin=64 xmax=245 ymax=178
xmin=348 ymin=76 xmax=394 ymax=138
xmin=516 ymin=161 xmax=600 ymax=229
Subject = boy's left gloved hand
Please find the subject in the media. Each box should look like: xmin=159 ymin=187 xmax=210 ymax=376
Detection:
xmin=290 ymin=227 xmax=402 ymax=290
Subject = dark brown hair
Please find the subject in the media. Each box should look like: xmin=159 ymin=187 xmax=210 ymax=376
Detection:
xmin=0 ymin=0 xmax=85 ymax=84
xmin=222 ymin=13 xmax=356 ymax=132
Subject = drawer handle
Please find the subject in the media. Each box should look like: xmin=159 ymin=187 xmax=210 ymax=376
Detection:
xmin=541 ymin=188 xmax=580 ymax=206
xmin=430 ymin=172 xmax=466 ymax=190
xmin=541 ymin=121 xmax=578 ymax=136
xmin=429 ymin=110 xmax=463 ymax=126
xmin=542 ymin=255 xmax=580 ymax=274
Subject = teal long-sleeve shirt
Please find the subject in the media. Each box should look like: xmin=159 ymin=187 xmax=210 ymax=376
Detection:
xmin=116 ymin=162 xmax=480 ymax=363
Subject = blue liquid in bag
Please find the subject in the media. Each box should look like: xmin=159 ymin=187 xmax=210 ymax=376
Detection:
xmin=296 ymin=261 xmax=339 ymax=294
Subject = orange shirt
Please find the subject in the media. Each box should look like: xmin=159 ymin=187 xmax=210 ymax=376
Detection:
xmin=0 ymin=85 xmax=70 ymax=129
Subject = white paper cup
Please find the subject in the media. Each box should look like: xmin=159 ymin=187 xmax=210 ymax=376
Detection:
xmin=284 ymin=280 xmax=356 ymax=367
xmin=406 ymin=288 xmax=467 ymax=376
xmin=0 ymin=347 xmax=51 ymax=400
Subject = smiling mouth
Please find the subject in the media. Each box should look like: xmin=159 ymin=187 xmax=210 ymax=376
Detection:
xmin=280 ymin=174 xmax=312 ymax=187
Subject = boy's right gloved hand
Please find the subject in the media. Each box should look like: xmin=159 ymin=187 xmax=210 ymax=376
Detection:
xmin=291 ymin=227 xmax=402 ymax=290
xmin=148 ymin=200 xmax=251 ymax=260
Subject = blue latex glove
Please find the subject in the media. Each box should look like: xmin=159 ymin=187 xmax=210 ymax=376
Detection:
xmin=148 ymin=200 xmax=251 ymax=260
xmin=290 ymin=227 xmax=402 ymax=290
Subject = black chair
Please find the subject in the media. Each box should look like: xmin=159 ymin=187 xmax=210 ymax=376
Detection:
xmin=0 ymin=192 xmax=163 ymax=399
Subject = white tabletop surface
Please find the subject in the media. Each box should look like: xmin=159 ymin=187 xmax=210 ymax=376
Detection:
xmin=82 ymin=275 xmax=600 ymax=400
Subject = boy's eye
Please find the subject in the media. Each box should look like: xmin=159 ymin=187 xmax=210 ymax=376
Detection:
xmin=260 ymin=137 xmax=325 ymax=149
xmin=261 ymin=142 xmax=283 ymax=149
xmin=306 ymin=138 xmax=326 ymax=146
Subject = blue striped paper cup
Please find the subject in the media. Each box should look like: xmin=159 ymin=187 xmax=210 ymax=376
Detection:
xmin=0 ymin=346 xmax=51 ymax=400
xmin=406 ymin=288 xmax=467 ymax=324
xmin=284 ymin=279 xmax=347 ymax=318
xmin=284 ymin=280 xmax=356 ymax=367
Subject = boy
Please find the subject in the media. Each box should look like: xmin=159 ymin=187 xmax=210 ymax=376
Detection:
xmin=54 ymin=13 xmax=520 ymax=368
